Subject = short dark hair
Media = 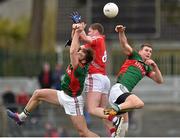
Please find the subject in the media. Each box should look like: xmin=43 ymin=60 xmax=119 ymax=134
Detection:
xmin=90 ymin=23 xmax=104 ymax=34
xmin=82 ymin=48 xmax=94 ymax=64
xmin=140 ymin=43 xmax=153 ymax=50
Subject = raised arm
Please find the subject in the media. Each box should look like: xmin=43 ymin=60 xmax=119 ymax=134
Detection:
xmin=71 ymin=22 xmax=92 ymax=44
xmin=115 ymin=25 xmax=133 ymax=55
xmin=71 ymin=24 xmax=76 ymax=39
xmin=70 ymin=23 xmax=85 ymax=68
xmin=79 ymin=30 xmax=93 ymax=44
xmin=71 ymin=23 xmax=80 ymax=38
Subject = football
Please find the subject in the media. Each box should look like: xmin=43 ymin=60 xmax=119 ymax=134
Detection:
xmin=103 ymin=2 xmax=119 ymax=18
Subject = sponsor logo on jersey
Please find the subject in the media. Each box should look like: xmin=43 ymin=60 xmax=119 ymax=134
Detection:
xmin=134 ymin=61 xmax=146 ymax=76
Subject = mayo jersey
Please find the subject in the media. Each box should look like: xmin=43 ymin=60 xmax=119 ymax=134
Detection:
xmin=84 ymin=35 xmax=107 ymax=75
xmin=117 ymin=51 xmax=152 ymax=92
xmin=61 ymin=64 xmax=89 ymax=97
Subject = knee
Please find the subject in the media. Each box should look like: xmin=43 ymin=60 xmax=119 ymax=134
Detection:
xmin=135 ymin=100 xmax=144 ymax=109
xmin=128 ymin=95 xmax=144 ymax=109
xmin=33 ymin=89 xmax=41 ymax=99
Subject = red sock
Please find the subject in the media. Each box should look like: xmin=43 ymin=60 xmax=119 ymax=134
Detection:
xmin=108 ymin=115 xmax=115 ymax=121
xmin=110 ymin=127 xmax=116 ymax=134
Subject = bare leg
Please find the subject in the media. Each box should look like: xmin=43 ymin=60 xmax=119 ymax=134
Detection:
xmin=86 ymin=92 xmax=109 ymax=119
xmin=100 ymin=93 xmax=114 ymax=130
xmin=119 ymin=94 xmax=144 ymax=111
xmin=6 ymin=89 xmax=61 ymax=124
xmin=119 ymin=113 xmax=128 ymax=137
xmin=25 ymin=89 xmax=99 ymax=137
xmin=70 ymin=115 xmax=99 ymax=137
xmin=86 ymin=92 xmax=114 ymax=136
xmin=25 ymin=89 xmax=60 ymax=112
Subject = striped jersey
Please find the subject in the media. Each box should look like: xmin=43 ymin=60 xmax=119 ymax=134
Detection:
xmin=84 ymin=35 xmax=107 ymax=75
xmin=61 ymin=64 xmax=89 ymax=97
xmin=117 ymin=51 xmax=152 ymax=92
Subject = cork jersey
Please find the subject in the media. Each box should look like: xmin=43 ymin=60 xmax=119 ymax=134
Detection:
xmin=61 ymin=64 xmax=89 ymax=97
xmin=117 ymin=51 xmax=152 ymax=92
xmin=84 ymin=35 xmax=107 ymax=75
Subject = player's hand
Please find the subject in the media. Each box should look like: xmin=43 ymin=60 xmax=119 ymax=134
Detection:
xmin=73 ymin=22 xmax=86 ymax=30
xmin=72 ymin=22 xmax=86 ymax=34
xmin=145 ymin=59 xmax=157 ymax=67
xmin=115 ymin=25 xmax=126 ymax=33
xmin=70 ymin=11 xmax=82 ymax=23
xmin=79 ymin=22 xmax=86 ymax=31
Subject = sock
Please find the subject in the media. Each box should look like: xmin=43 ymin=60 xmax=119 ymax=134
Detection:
xmin=18 ymin=109 xmax=30 ymax=121
xmin=110 ymin=127 xmax=116 ymax=137
xmin=23 ymin=108 xmax=30 ymax=116
xmin=108 ymin=115 xmax=118 ymax=123
xmin=118 ymin=105 xmax=121 ymax=110
xmin=108 ymin=115 xmax=115 ymax=121
xmin=122 ymin=122 xmax=129 ymax=131
xmin=118 ymin=122 xmax=129 ymax=137
xmin=112 ymin=116 xmax=118 ymax=123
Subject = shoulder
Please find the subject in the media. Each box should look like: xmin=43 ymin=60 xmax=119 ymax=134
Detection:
xmin=128 ymin=50 xmax=138 ymax=57
xmin=128 ymin=50 xmax=143 ymax=60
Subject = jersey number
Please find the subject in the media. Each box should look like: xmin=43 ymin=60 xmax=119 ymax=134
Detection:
xmin=102 ymin=51 xmax=107 ymax=63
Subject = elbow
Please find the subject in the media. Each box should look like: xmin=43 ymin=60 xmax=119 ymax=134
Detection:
xmin=83 ymin=39 xmax=92 ymax=44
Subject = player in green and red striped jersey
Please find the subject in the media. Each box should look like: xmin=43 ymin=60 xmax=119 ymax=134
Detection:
xmin=104 ymin=25 xmax=164 ymax=137
xmin=6 ymin=23 xmax=99 ymax=137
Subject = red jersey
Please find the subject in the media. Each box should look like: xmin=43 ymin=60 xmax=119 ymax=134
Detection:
xmin=84 ymin=35 xmax=107 ymax=75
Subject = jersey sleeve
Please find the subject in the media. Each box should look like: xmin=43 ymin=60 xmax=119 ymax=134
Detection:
xmin=128 ymin=50 xmax=141 ymax=59
xmin=146 ymin=65 xmax=153 ymax=77
xmin=83 ymin=37 xmax=97 ymax=49
xmin=91 ymin=37 xmax=97 ymax=46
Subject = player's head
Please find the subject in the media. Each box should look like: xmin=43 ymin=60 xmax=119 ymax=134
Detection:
xmin=78 ymin=47 xmax=94 ymax=64
xmin=138 ymin=43 xmax=153 ymax=61
xmin=88 ymin=23 xmax=104 ymax=36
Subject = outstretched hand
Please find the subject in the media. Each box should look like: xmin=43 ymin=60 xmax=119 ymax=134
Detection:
xmin=115 ymin=25 xmax=126 ymax=33
xmin=65 ymin=11 xmax=82 ymax=47
xmin=145 ymin=59 xmax=157 ymax=68
xmin=72 ymin=22 xmax=86 ymax=30
xmin=70 ymin=11 xmax=82 ymax=23
xmin=73 ymin=22 xmax=86 ymax=33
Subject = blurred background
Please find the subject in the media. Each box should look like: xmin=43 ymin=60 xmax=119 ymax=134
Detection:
xmin=0 ymin=0 xmax=180 ymax=137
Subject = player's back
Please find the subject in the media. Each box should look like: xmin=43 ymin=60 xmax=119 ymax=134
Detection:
xmin=85 ymin=35 xmax=107 ymax=75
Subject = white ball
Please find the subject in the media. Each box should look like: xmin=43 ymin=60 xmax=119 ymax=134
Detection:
xmin=103 ymin=2 xmax=119 ymax=18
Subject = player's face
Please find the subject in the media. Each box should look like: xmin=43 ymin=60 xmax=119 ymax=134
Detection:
xmin=139 ymin=46 xmax=152 ymax=61
xmin=78 ymin=48 xmax=86 ymax=64
xmin=88 ymin=27 xmax=96 ymax=37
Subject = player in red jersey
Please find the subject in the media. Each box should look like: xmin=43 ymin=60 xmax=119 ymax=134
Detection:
xmin=69 ymin=22 xmax=124 ymax=137
xmin=104 ymin=25 xmax=164 ymax=137
xmin=77 ymin=23 xmax=121 ymax=136
xmin=6 ymin=23 xmax=99 ymax=137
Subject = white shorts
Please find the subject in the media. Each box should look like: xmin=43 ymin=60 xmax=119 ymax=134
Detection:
xmin=57 ymin=90 xmax=84 ymax=116
xmin=84 ymin=74 xmax=110 ymax=94
xmin=109 ymin=83 xmax=129 ymax=105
